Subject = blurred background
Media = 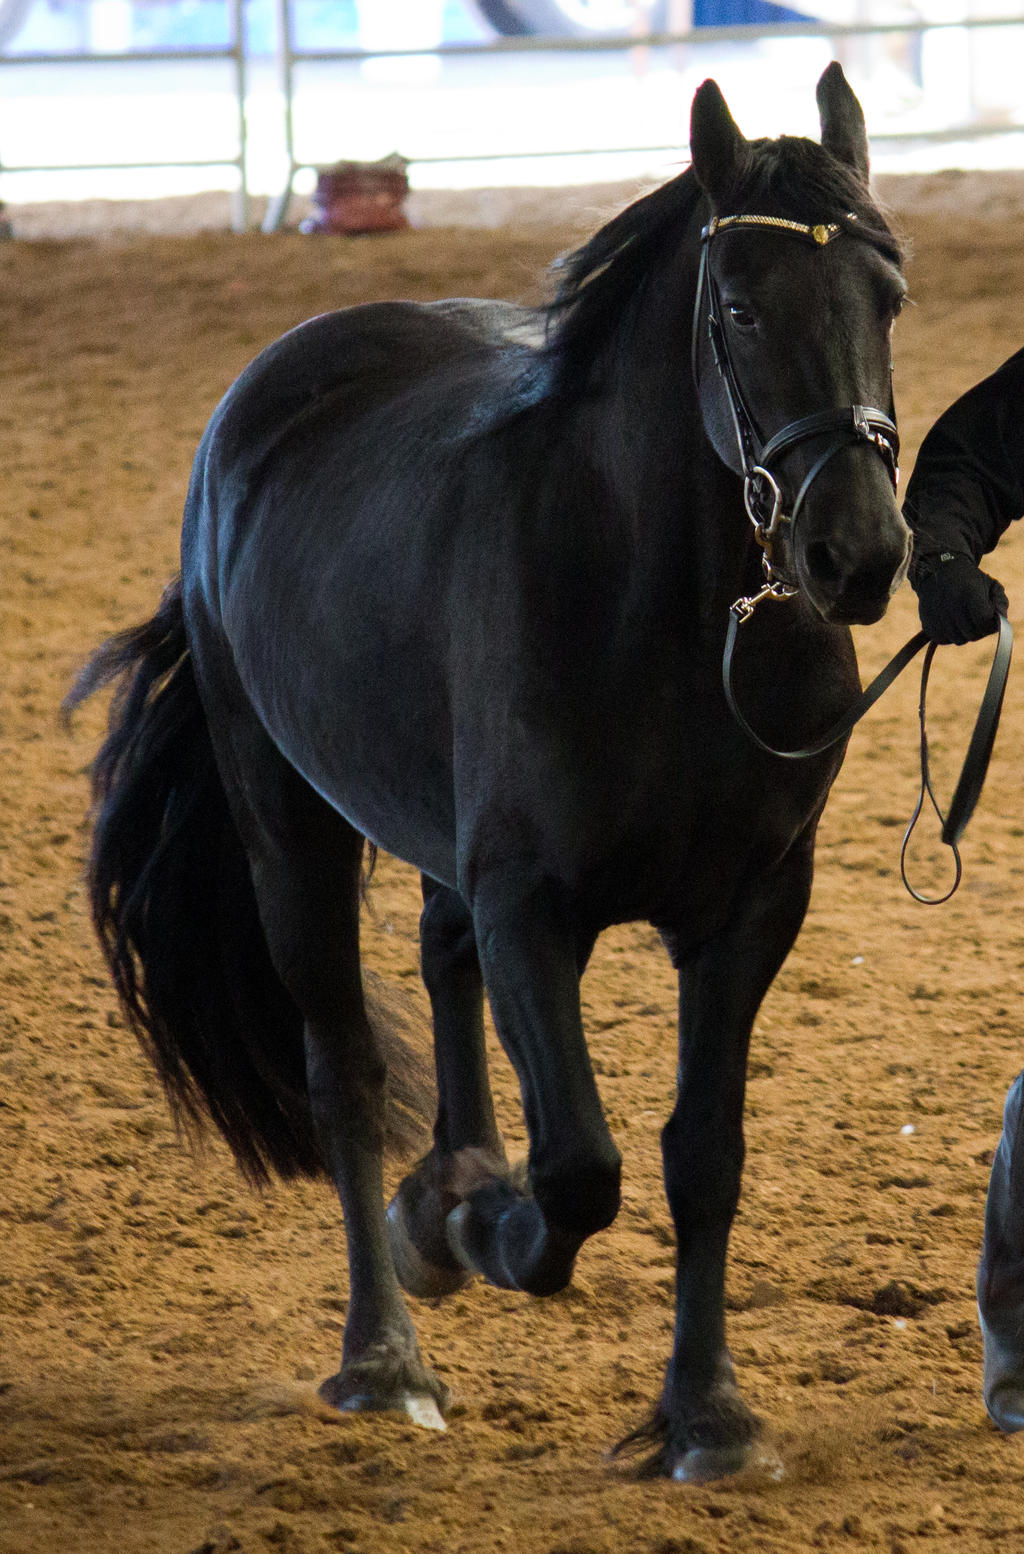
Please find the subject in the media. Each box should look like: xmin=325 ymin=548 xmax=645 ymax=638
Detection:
xmin=1 ymin=0 xmax=1022 ymax=213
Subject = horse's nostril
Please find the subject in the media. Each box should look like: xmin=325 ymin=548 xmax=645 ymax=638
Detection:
xmin=804 ymin=534 xmax=906 ymax=614
xmin=805 ymin=540 xmax=843 ymax=589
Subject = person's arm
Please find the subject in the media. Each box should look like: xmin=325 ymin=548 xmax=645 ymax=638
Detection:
xmin=903 ymin=346 xmax=1024 ymax=642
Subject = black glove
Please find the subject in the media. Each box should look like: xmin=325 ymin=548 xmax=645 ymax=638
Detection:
xmin=913 ymin=553 xmax=1009 ymax=645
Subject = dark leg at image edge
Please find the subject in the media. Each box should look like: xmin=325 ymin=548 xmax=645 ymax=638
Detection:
xmin=978 ymin=1070 xmax=1024 ymax=1432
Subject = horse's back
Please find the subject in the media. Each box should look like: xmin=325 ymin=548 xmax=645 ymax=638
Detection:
xmin=194 ymin=297 xmax=543 ymax=485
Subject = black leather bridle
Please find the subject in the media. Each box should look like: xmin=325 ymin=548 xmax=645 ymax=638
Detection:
xmin=695 ymin=209 xmax=1012 ymax=902
xmin=693 ymin=211 xmax=900 ymax=609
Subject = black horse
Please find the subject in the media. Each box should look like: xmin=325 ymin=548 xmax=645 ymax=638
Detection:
xmin=68 ymin=65 xmax=909 ymax=1481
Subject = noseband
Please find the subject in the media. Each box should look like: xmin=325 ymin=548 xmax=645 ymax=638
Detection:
xmin=693 ymin=211 xmax=900 ymax=615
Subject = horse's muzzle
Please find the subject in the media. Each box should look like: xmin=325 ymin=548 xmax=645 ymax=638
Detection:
xmin=797 ymin=512 xmax=911 ymax=626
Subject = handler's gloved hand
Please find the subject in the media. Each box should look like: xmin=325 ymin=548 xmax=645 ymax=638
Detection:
xmin=914 ymin=553 xmax=1009 ymax=645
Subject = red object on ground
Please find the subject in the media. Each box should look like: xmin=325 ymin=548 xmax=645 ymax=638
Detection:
xmin=300 ymin=156 xmax=410 ymax=235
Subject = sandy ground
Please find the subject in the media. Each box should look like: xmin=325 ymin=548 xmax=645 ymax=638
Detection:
xmin=4 ymin=170 xmax=1024 ymax=1554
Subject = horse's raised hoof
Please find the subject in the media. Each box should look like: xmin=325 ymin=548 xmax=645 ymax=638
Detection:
xmin=445 ymin=1198 xmax=521 ymax=1291
xmin=317 ymin=1343 xmax=450 ymax=1431
xmin=386 ymin=1189 xmax=474 ymax=1300
xmin=445 ymin=1191 xmax=576 ymax=1296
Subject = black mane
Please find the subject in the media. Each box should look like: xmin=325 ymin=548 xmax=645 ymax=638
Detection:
xmin=542 ymin=166 xmax=702 ymax=390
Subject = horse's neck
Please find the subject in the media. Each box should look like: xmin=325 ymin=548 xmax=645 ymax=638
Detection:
xmin=571 ymin=278 xmax=756 ymax=630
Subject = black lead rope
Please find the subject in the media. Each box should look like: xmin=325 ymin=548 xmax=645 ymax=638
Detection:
xmin=722 ymin=609 xmax=1013 ymax=903
xmin=902 ymin=612 xmax=1014 ymax=902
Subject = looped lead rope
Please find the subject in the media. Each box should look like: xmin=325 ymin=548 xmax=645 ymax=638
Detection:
xmin=900 ymin=642 xmax=963 ymax=904
xmin=722 ymin=612 xmax=931 ymax=759
xmin=723 ymin=611 xmax=1013 ymax=903
xmin=901 ymin=612 xmax=1013 ymax=903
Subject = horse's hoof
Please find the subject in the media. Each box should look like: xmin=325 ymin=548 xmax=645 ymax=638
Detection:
xmin=446 ymin=1195 xmax=577 ymax=1295
xmin=444 ymin=1201 xmax=482 ymax=1275
xmin=318 ymin=1349 xmax=451 ymax=1427
xmin=330 ymin=1386 xmax=447 ymax=1432
xmin=386 ymin=1193 xmax=473 ymax=1299
xmin=985 ymin=1379 xmax=1024 ymax=1434
xmin=402 ymin=1393 xmax=448 ymax=1431
xmin=671 ymin=1441 xmax=783 ymax=1484
xmin=445 ymin=1199 xmax=518 ymax=1290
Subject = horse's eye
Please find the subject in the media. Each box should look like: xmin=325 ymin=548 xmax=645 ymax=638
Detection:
xmin=727 ymin=304 xmax=756 ymax=331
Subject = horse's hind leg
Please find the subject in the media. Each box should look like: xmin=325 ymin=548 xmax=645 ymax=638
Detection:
xmin=204 ymin=699 xmax=446 ymax=1427
xmin=387 ymin=877 xmax=506 ymax=1299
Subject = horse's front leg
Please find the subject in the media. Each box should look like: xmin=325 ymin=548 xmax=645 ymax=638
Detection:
xmin=387 ymin=877 xmax=506 ymax=1299
xmin=445 ymin=868 xmax=621 ymax=1296
xmin=639 ymin=843 xmax=815 ymax=1482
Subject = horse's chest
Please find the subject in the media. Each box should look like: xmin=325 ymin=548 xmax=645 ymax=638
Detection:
xmin=527 ymin=689 xmax=831 ymax=922
xmin=633 ymin=743 xmax=807 ymax=882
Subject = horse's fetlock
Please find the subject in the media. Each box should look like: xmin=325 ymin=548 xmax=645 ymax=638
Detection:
xmin=534 ymin=1150 xmax=622 ymax=1238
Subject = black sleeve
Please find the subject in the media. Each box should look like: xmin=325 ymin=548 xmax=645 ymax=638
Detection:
xmin=903 ymin=345 xmax=1024 ymax=581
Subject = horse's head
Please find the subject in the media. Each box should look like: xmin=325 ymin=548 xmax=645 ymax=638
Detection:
xmin=689 ymin=64 xmax=910 ymax=626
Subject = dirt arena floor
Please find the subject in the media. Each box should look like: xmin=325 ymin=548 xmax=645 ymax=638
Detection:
xmin=4 ymin=168 xmax=1024 ymax=1554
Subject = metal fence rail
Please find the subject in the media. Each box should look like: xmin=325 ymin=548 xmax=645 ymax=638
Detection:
xmin=2 ymin=5 xmax=1023 ymax=231
xmin=0 ymin=0 xmax=250 ymax=229
xmin=262 ymin=6 xmax=1024 ymax=230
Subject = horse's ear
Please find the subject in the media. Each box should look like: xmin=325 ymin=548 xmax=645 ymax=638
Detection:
xmin=816 ymin=61 xmax=869 ymax=179
xmin=689 ymin=79 xmax=750 ymax=207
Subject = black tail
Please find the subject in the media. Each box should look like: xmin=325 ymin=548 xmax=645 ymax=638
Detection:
xmin=65 ymin=580 xmax=431 ymax=1186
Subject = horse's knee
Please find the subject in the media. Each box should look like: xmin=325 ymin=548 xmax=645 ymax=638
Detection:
xmin=533 ymin=1145 xmax=622 ymax=1239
